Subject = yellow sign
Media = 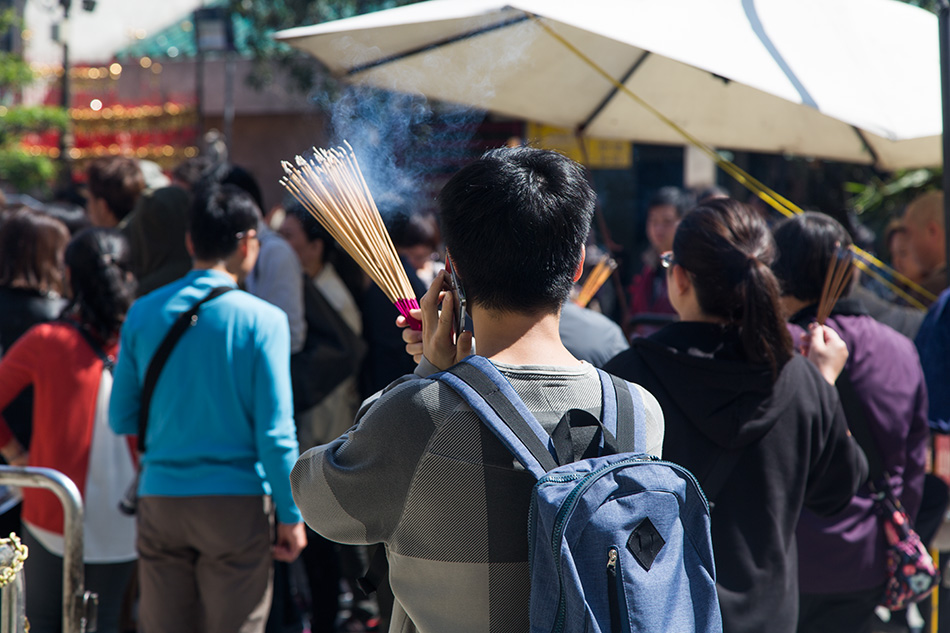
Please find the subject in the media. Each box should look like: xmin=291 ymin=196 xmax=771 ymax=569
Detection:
xmin=526 ymin=122 xmax=632 ymax=169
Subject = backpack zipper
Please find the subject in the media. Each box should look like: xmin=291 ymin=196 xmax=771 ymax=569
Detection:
xmin=546 ymin=456 xmax=709 ymax=633
xmin=607 ymin=547 xmax=626 ymax=633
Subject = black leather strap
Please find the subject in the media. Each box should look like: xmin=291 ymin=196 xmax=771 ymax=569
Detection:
xmin=137 ymin=286 xmax=233 ymax=453
xmin=61 ymin=320 xmax=115 ymax=374
xmin=609 ymin=374 xmax=638 ymax=454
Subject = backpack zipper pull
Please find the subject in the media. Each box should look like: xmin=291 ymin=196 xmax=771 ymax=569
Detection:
xmin=607 ymin=547 xmax=622 ymax=633
xmin=607 ymin=547 xmax=618 ymax=576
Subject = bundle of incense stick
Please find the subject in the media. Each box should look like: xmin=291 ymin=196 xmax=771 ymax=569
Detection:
xmin=280 ymin=142 xmax=422 ymax=330
xmin=816 ymin=247 xmax=855 ymax=325
xmin=575 ymin=256 xmax=617 ymax=308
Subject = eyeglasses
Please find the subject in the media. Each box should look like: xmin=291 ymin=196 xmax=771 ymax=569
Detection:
xmin=659 ymin=251 xmax=675 ymax=269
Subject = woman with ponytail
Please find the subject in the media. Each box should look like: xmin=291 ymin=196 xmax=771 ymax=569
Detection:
xmin=0 ymin=227 xmax=137 ymax=633
xmin=604 ymin=198 xmax=867 ymax=633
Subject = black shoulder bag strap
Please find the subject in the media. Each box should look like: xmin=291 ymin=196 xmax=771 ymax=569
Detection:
xmin=61 ymin=320 xmax=115 ymax=374
xmin=137 ymin=286 xmax=233 ymax=453
xmin=701 ymin=450 xmax=743 ymax=512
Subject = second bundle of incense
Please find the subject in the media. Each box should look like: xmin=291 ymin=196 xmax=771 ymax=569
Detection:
xmin=816 ymin=247 xmax=854 ymax=325
xmin=575 ymin=257 xmax=617 ymax=308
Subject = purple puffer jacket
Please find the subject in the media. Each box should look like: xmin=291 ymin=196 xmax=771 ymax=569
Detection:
xmin=793 ymin=305 xmax=929 ymax=594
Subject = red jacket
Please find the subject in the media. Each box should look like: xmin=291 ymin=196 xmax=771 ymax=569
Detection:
xmin=0 ymin=321 xmax=133 ymax=535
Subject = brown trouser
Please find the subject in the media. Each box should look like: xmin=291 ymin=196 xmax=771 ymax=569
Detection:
xmin=136 ymin=495 xmax=274 ymax=633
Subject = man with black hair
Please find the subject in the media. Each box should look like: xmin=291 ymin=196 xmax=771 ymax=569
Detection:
xmin=85 ymin=156 xmax=145 ymax=228
xmin=290 ymin=147 xmax=664 ymax=633
xmin=109 ymin=184 xmax=306 ymax=633
xmin=222 ymin=164 xmax=307 ymax=355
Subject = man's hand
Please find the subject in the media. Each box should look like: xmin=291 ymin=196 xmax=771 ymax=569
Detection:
xmin=396 ymin=270 xmax=474 ymax=371
xmin=273 ymin=522 xmax=307 ymax=562
xmin=801 ymin=322 xmax=849 ymax=385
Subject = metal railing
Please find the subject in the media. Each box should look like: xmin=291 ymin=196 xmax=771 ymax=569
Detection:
xmin=0 ymin=466 xmax=97 ymax=633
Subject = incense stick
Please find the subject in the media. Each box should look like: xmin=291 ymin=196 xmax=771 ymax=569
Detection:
xmin=280 ymin=143 xmax=422 ymax=330
xmin=575 ymin=257 xmax=617 ymax=308
xmin=816 ymin=247 xmax=854 ymax=325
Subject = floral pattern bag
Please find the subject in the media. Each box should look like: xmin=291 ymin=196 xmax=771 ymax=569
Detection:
xmin=877 ymin=484 xmax=940 ymax=610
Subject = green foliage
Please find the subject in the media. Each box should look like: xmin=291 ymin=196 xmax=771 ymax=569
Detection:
xmin=0 ymin=9 xmax=33 ymax=96
xmin=0 ymin=147 xmax=58 ymax=193
xmin=899 ymin=0 xmax=941 ymax=13
xmin=845 ymin=168 xmax=942 ymax=250
xmin=847 ymin=169 xmax=941 ymax=216
xmin=0 ymin=106 xmax=69 ymax=140
xmin=0 ymin=51 xmax=33 ymax=90
xmin=230 ymin=0 xmax=426 ymax=92
xmin=0 ymin=9 xmax=64 ymax=195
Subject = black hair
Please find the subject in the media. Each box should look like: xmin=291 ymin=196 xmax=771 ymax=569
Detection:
xmin=41 ymin=202 xmax=92 ymax=235
xmin=438 ymin=146 xmax=594 ymax=314
xmin=284 ymin=200 xmax=338 ymax=266
xmin=63 ymin=228 xmax=136 ymax=341
xmin=171 ymin=155 xmax=215 ymax=190
xmin=772 ymin=212 xmax=854 ymax=305
xmin=221 ymin=164 xmax=265 ymax=214
xmin=284 ymin=199 xmax=332 ymax=243
xmin=673 ymin=198 xmax=793 ymax=376
xmin=386 ymin=210 xmax=441 ymax=251
xmin=86 ymin=156 xmax=145 ymax=222
xmin=648 ymin=186 xmax=692 ymax=218
xmin=693 ymin=184 xmax=729 ymax=204
xmin=189 ymin=183 xmax=260 ymax=261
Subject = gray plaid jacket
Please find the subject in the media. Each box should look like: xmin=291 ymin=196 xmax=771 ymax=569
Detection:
xmin=291 ymin=360 xmax=664 ymax=633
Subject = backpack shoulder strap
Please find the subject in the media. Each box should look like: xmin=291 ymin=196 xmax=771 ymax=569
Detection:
xmin=137 ymin=286 xmax=233 ymax=453
xmin=602 ymin=371 xmax=647 ymax=454
xmin=437 ymin=356 xmax=559 ymax=479
xmin=60 ymin=319 xmax=115 ymax=374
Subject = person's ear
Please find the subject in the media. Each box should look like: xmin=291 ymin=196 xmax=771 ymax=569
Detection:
xmin=670 ymin=264 xmax=691 ymax=297
xmin=185 ymin=232 xmax=195 ymax=258
xmin=573 ymin=245 xmax=586 ymax=283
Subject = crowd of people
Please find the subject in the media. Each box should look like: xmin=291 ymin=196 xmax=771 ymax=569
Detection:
xmin=0 ymin=144 xmax=948 ymax=633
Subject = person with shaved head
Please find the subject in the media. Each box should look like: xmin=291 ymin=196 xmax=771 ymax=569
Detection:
xmin=903 ymin=191 xmax=947 ymax=297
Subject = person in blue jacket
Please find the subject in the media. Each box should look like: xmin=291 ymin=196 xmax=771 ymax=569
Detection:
xmin=109 ymin=183 xmax=306 ymax=633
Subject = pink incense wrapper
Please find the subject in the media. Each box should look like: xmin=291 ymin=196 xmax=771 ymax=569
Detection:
xmin=396 ymin=298 xmax=423 ymax=331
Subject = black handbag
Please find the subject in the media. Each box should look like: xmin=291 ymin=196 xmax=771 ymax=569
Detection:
xmin=290 ymin=275 xmax=366 ymax=413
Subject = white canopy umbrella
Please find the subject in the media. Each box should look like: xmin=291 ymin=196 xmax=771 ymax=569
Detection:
xmin=276 ymin=0 xmax=940 ymax=171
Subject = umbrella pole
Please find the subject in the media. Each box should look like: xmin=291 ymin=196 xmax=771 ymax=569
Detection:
xmin=940 ymin=1 xmax=950 ymax=291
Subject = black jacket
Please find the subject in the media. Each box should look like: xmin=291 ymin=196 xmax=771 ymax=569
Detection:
xmin=604 ymin=322 xmax=867 ymax=633
xmin=359 ymin=256 xmax=428 ymax=400
xmin=0 ymin=286 xmax=66 ymax=448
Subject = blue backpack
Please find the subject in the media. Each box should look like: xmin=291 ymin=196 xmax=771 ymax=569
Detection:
xmin=435 ymin=356 xmax=722 ymax=633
